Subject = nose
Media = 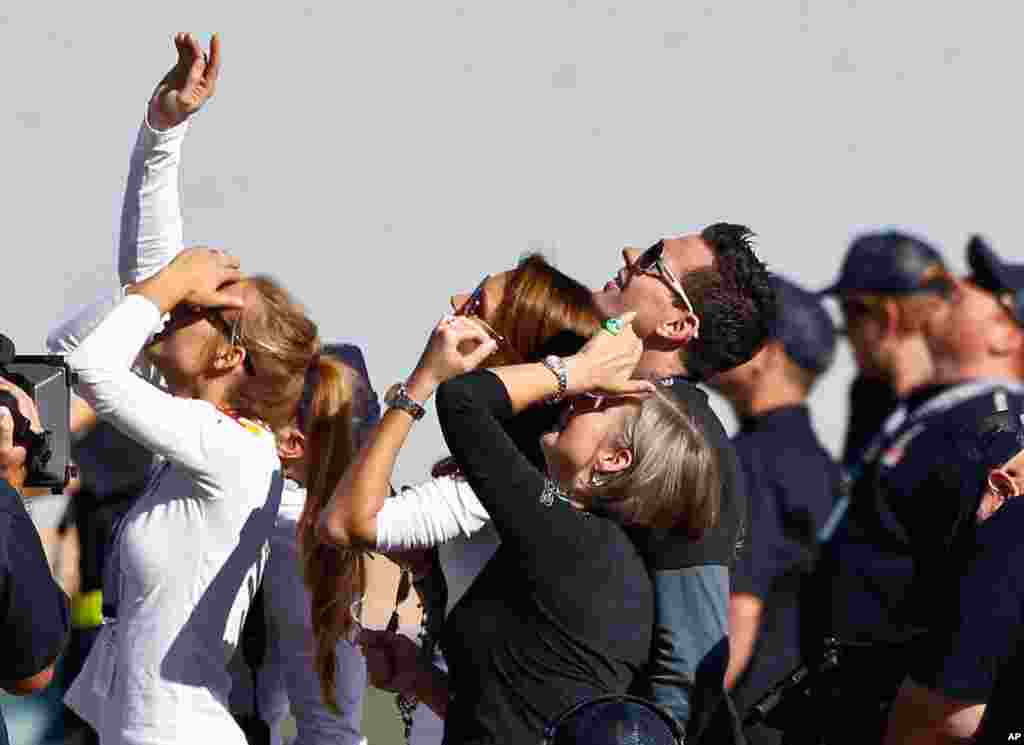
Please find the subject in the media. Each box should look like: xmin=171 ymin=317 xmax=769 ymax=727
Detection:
xmin=451 ymin=293 xmax=470 ymax=313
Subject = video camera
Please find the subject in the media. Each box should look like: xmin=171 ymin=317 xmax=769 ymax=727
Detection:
xmin=0 ymin=333 xmax=74 ymax=492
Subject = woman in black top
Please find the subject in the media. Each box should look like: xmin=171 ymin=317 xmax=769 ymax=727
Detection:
xmin=359 ymin=313 xmax=721 ymax=744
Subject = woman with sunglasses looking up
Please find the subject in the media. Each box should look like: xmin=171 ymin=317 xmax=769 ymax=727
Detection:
xmin=54 ymin=35 xmax=360 ymax=745
xmin=298 ymin=254 xmax=600 ymax=741
xmin=341 ymin=312 xmax=720 ymax=743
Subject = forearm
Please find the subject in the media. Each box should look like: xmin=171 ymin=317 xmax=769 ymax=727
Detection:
xmin=489 ymin=355 xmax=589 ymax=414
xmin=646 ymin=565 xmax=730 ymax=729
xmin=324 ymin=373 xmax=436 ymax=548
xmin=724 ymin=593 xmax=762 ymax=689
xmin=118 ymin=104 xmax=190 ymax=286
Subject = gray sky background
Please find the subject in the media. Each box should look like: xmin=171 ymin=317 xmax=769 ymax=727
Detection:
xmin=3 ymin=1 xmax=1021 ymax=485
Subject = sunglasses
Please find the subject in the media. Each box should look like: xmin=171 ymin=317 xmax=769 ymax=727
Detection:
xmin=564 ymin=392 xmax=627 ymax=416
xmin=202 ymin=307 xmax=257 ymax=376
xmin=453 ymin=276 xmax=523 ymax=362
xmin=634 ymin=241 xmax=700 ymax=324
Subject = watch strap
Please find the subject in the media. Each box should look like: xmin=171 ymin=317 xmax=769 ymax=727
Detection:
xmin=386 ymin=383 xmax=426 ymax=421
xmin=541 ymin=355 xmax=568 ymax=405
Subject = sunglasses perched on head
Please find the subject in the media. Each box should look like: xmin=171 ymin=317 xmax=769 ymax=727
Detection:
xmin=454 ymin=276 xmax=523 ymax=362
xmin=633 ymin=242 xmax=700 ymax=322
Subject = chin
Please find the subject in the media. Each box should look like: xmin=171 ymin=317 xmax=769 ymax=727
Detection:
xmin=591 ymin=289 xmax=622 ymax=320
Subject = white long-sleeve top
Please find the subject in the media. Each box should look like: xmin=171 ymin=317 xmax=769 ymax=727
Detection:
xmin=376 ymin=476 xmax=498 ymax=616
xmin=63 ymin=295 xmax=281 ymax=745
xmin=57 ymin=112 xmax=368 ymax=745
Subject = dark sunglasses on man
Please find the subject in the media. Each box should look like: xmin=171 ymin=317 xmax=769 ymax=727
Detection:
xmin=632 ymin=242 xmax=700 ymax=336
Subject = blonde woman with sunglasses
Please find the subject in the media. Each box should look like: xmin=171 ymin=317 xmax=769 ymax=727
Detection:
xmin=326 ymin=312 xmax=720 ymax=743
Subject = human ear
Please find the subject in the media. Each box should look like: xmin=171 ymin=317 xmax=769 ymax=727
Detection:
xmin=594 ymin=444 xmax=633 ymax=480
xmin=211 ymin=343 xmax=246 ymax=373
xmin=988 ymin=468 xmax=1018 ymax=502
xmin=657 ymin=310 xmax=699 ymax=347
xmin=276 ymin=425 xmax=306 ymax=462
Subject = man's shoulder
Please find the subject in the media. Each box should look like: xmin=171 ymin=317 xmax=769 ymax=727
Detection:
xmin=0 ymin=480 xmax=26 ymax=520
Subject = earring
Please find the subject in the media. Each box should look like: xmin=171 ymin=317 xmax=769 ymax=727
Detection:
xmin=589 ymin=472 xmax=607 ymax=488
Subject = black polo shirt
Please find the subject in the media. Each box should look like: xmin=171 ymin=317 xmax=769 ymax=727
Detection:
xmin=729 ymin=405 xmax=840 ymax=719
xmin=910 ymin=497 xmax=1024 ymax=742
xmin=820 ymin=381 xmax=1024 ymax=644
xmin=0 ymin=478 xmax=70 ymax=745
xmin=841 ymin=375 xmax=900 ymax=467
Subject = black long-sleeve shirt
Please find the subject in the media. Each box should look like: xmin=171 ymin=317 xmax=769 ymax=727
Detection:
xmin=436 ymin=370 xmax=653 ymax=745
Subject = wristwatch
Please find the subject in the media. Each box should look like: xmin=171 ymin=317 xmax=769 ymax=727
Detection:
xmin=384 ymin=382 xmax=426 ymax=421
xmin=541 ymin=355 xmax=568 ymax=405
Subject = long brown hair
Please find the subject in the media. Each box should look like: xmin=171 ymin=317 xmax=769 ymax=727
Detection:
xmin=489 ymin=253 xmax=600 ymax=364
xmin=295 ymin=355 xmax=359 ymax=713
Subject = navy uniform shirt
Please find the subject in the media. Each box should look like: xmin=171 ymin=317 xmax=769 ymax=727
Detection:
xmin=0 ymin=478 xmax=71 ymax=745
xmin=821 ymin=381 xmax=1024 ymax=644
xmin=841 ymin=375 xmax=900 ymax=467
xmin=909 ymin=498 xmax=1024 ymax=742
xmin=729 ymin=406 xmax=839 ymax=717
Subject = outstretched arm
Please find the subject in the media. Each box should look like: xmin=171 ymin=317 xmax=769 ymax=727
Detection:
xmin=119 ymin=32 xmax=221 ymax=285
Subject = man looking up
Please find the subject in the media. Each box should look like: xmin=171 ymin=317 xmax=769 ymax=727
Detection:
xmin=592 ymin=224 xmax=776 ymax=741
xmin=708 ymin=275 xmax=841 ymax=745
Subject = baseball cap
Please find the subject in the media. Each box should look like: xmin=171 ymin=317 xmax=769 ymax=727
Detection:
xmin=544 ymin=695 xmax=682 ymax=745
xmin=821 ymin=231 xmax=947 ymax=296
xmin=966 ymin=235 xmax=1024 ymax=326
xmin=771 ymin=275 xmax=837 ymax=374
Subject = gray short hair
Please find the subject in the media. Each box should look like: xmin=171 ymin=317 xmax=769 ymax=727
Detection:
xmin=590 ymin=388 xmax=721 ymax=536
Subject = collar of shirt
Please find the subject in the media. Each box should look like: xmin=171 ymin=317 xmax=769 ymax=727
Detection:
xmin=740 ymin=403 xmax=812 ymax=435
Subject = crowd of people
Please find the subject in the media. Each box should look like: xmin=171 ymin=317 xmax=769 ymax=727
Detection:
xmin=3 ymin=30 xmax=1024 ymax=745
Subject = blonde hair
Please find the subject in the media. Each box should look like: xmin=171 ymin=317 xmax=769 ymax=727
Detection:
xmin=295 ymin=355 xmax=361 ymax=713
xmin=215 ymin=275 xmax=321 ymax=431
xmin=589 ymin=388 xmax=720 ymax=537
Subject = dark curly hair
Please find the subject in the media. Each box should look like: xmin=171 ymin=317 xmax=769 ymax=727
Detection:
xmin=678 ymin=223 xmax=776 ymax=380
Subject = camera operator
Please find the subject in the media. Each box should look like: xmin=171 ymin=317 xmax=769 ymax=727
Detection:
xmin=0 ymin=378 xmax=71 ymax=745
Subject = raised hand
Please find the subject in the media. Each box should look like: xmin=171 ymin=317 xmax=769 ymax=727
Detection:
xmin=128 ymin=247 xmax=243 ymax=315
xmin=150 ymin=32 xmax=221 ymax=130
xmin=407 ymin=316 xmax=498 ymax=399
xmin=0 ymin=379 xmax=41 ymax=492
xmin=569 ymin=312 xmax=655 ymax=397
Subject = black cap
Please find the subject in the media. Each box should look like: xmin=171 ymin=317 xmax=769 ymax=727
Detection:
xmin=771 ymin=275 xmax=837 ymax=374
xmin=966 ymin=235 xmax=1024 ymax=326
xmin=822 ymin=231 xmax=946 ymax=296
xmin=545 ymin=695 xmax=682 ymax=745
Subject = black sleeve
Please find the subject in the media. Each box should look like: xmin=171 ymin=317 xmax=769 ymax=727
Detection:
xmin=436 ymin=370 xmax=602 ymax=572
xmin=0 ymin=481 xmax=71 ymax=685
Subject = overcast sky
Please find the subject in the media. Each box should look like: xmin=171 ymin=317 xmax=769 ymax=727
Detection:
xmin=3 ymin=1 xmax=1021 ymax=484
